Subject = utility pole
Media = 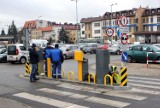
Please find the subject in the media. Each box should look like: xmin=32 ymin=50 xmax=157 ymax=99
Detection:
xmin=71 ymin=0 xmax=79 ymax=45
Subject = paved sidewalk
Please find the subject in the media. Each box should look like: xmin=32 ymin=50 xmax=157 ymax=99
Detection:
xmin=90 ymin=62 xmax=160 ymax=77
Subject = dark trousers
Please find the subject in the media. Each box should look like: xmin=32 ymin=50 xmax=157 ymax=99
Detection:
xmin=30 ymin=64 xmax=37 ymax=81
xmin=52 ymin=62 xmax=62 ymax=77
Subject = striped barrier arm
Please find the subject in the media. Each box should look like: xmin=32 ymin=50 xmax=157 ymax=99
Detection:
xmin=146 ymin=52 xmax=160 ymax=68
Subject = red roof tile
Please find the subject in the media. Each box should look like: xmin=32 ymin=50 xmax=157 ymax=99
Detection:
xmin=36 ymin=27 xmax=53 ymax=32
xmin=23 ymin=20 xmax=36 ymax=29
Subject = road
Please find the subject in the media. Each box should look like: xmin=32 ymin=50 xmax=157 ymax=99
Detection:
xmin=0 ymin=54 xmax=160 ymax=108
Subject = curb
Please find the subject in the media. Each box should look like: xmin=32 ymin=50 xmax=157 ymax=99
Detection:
xmin=21 ymin=74 xmax=131 ymax=91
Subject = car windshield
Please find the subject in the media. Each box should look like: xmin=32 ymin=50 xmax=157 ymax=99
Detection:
xmin=155 ymin=45 xmax=160 ymax=48
xmin=152 ymin=45 xmax=160 ymax=52
xmin=60 ymin=46 xmax=68 ymax=51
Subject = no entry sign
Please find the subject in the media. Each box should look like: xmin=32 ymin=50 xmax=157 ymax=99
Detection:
xmin=106 ymin=28 xmax=114 ymax=37
xmin=117 ymin=16 xmax=128 ymax=27
xmin=121 ymin=34 xmax=128 ymax=44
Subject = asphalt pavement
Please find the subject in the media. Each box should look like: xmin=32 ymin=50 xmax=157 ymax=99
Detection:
xmin=0 ymin=54 xmax=160 ymax=108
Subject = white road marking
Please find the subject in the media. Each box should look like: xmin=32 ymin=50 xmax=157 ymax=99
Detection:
xmin=131 ymin=88 xmax=160 ymax=95
xmin=129 ymin=79 xmax=160 ymax=86
xmin=128 ymin=76 xmax=160 ymax=82
xmin=13 ymin=92 xmax=88 ymax=108
xmin=38 ymin=88 xmax=131 ymax=108
xmin=85 ymin=96 xmax=130 ymax=108
xmin=129 ymin=83 xmax=160 ymax=90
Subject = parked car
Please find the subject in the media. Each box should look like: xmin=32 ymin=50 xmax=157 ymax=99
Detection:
xmin=82 ymin=43 xmax=99 ymax=54
xmin=126 ymin=44 xmax=160 ymax=63
xmin=153 ymin=44 xmax=160 ymax=48
xmin=7 ymin=44 xmax=29 ymax=64
xmin=108 ymin=44 xmax=122 ymax=55
xmin=0 ymin=45 xmax=6 ymax=49
xmin=60 ymin=44 xmax=79 ymax=59
xmin=0 ymin=48 xmax=7 ymax=62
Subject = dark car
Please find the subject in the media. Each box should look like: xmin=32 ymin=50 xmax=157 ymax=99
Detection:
xmin=0 ymin=48 xmax=7 ymax=62
xmin=126 ymin=44 xmax=160 ymax=63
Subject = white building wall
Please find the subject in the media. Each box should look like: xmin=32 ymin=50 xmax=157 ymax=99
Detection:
xmin=80 ymin=23 xmax=85 ymax=38
xmin=153 ymin=16 xmax=157 ymax=31
xmin=36 ymin=20 xmax=48 ymax=28
xmin=53 ymin=26 xmax=62 ymax=42
xmin=92 ymin=21 xmax=102 ymax=38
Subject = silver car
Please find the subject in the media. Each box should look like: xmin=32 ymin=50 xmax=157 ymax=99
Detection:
xmin=60 ymin=44 xmax=79 ymax=59
xmin=108 ymin=44 xmax=122 ymax=55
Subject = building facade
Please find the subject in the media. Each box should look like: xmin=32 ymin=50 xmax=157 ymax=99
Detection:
xmin=80 ymin=6 xmax=160 ymax=44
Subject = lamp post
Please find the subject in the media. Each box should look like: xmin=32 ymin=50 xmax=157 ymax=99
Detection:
xmin=109 ymin=3 xmax=117 ymax=43
xmin=71 ymin=0 xmax=79 ymax=45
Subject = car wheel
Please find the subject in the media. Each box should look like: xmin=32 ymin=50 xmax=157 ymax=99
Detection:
xmin=20 ymin=57 xmax=26 ymax=64
xmin=127 ymin=56 xmax=133 ymax=63
xmin=63 ymin=54 xmax=67 ymax=59
xmin=157 ymin=57 xmax=160 ymax=61
xmin=11 ymin=61 xmax=15 ymax=64
xmin=116 ymin=50 xmax=120 ymax=55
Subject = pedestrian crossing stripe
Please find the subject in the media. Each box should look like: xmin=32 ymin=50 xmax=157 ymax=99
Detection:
xmin=128 ymin=76 xmax=160 ymax=82
xmin=129 ymin=79 xmax=160 ymax=86
xmin=13 ymin=92 xmax=88 ymax=108
xmin=38 ymin=88 xmax=130 ymax=108
xmin=57 ymin=84 xmax=147 ymax=101
xmin=130 ymin=88 xmax=160 ymax=95
xmin=129 ymin=83 xmax=160 ymax=90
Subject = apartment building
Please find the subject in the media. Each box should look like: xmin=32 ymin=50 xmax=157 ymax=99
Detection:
xmin=80 ymin=6 xmax=160 ymax=44
xmin=23 ymin=20 xmax=79 ymax=43
xmin=134 ymin=8 xmax=160 ymax=43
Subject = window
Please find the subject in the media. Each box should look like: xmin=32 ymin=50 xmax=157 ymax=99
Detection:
xmin=150 ymin=26 xmax=153 ymax=31
xmin=150 ymin=18 xmax=153 ymax=23
xmin=143 ymin=19 xmax=145 ymax=23
xmin=94 ymin=30 xmax=100 ymax=34
xmin=158 ymin=9 xmax=160 ymax=13
xmin=129 ymin=19 xmax=132 ymax=24
xmin=134 ymin=26 xmax=138 ymax=32
xmin=129 ymin=27 xmax=132 ymax=32
xmin=157 ymin=17 xmax=160 ymax=23
xmin=142 ymin=46 xmax=151 ymax=52
xmin=146 ymin=18 xmax=149 ymax=23
xmin=94 ymin=23 xmax=100 ymax=27
xmin=82 ymin=31 xmax=85 ymax=34
xmin=131 ymin=46 xmax=142 ymax=51
xmin=157 ymin=26 xmax=160 ymax=31
xmin=81 ymin=24 xmax=84 ymax=28
xmin=143 ymin=26 xmax=145 ymax=31
xmin=146 ymin=26 xmax=149 ymax=31
xmin=134 ymin=18 xmax=138 ymax=23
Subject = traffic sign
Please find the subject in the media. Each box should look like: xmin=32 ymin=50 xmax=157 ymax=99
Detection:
xmin=116 ymin=16 xmax=122 ymax=26
xmin=121 ymin=34 xmax=128 ymax=44
xmin=120 ymin=16 xmax=128 ymax=27
xmin=122 ymin=51 xmax=128 ymax=62
xmin=106 ymin=28 xmax=114 ymax=37
xmin=119 ymin=27 xmax=129 ymax=33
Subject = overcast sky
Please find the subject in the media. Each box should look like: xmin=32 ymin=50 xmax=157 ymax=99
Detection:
xmin=0 ymin=0 xmax=160 ymax=32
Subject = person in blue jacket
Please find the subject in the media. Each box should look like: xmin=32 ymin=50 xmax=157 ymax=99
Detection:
xmin=43 ymin=42 xmax=54 ymax=76
xmin=50 ymin=44 xmax=64 ymax=78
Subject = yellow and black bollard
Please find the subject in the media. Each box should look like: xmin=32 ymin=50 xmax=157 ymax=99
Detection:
xmin=25 ymin=61 xmax=31 ymax=74
xmin=120 ymin=67 xmax=127 ymax=86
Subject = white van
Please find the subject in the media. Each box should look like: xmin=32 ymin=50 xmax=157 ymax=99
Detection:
xmin=30 ymin=39 xmax=48 ymax=48
xmin=7 ymin=44 xmax=29 ymax=64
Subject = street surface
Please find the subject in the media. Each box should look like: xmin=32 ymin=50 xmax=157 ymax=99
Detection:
xmin=0 ymin=54 xmax=160 ymax=108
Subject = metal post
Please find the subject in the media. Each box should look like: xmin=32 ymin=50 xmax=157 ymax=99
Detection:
xmin=71 ymin=0 xmax=79 ymax=45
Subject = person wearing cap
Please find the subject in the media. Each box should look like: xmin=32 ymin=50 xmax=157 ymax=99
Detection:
xmin=29 ymin=43 xmax=39 ymax=82
xmin=50 ymin=44 xmax=64 ymax=78
xmin=43 ymin=42 xmax=54 ymax=75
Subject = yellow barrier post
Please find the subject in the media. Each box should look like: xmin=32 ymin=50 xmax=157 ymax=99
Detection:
xmin=104 ymin=74 xmax=113 ymax=86
xmin=112 ymin=73 xmax=120 ymax=84
xmin=47 ymin=58 xmax=51 ymax=78
xmin=25 ymin=61 xmax=31 ymax=74
xmin=88 ymin=73 xmax=96 ymax=84
xmin=120 ymin=67 xmax=128 ymax=86
xmin=68 ymin=71 xmax=74 ymax=81
xmin=74 ymin=51 xmax=83 ymax=82
xmin=61 ymin=69 xmax=65 ymax=78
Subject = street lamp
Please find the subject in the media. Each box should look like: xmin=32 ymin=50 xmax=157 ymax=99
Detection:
xmin=109 ymin=3 xmax=117 ymax=42
xmin=71 ymin=0 xmax=79 ymax=45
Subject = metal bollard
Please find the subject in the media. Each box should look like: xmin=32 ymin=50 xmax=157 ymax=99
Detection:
xmin=88 ymin=72 xmax=96 ymax=84
xmin=61 ymin=69 xmax=65 ymax=78
xmin=104 ymin=74 xmax=113 ymax=86
xmin=120 ymin=67 xmax=127 ymax=86
xmin=112 ymin=73 xmax=120 ymax=84
xmin=68 ymin=71 xmax=74 ymax=81
xmin=47 ymin=58 xmax=51 ymax=78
